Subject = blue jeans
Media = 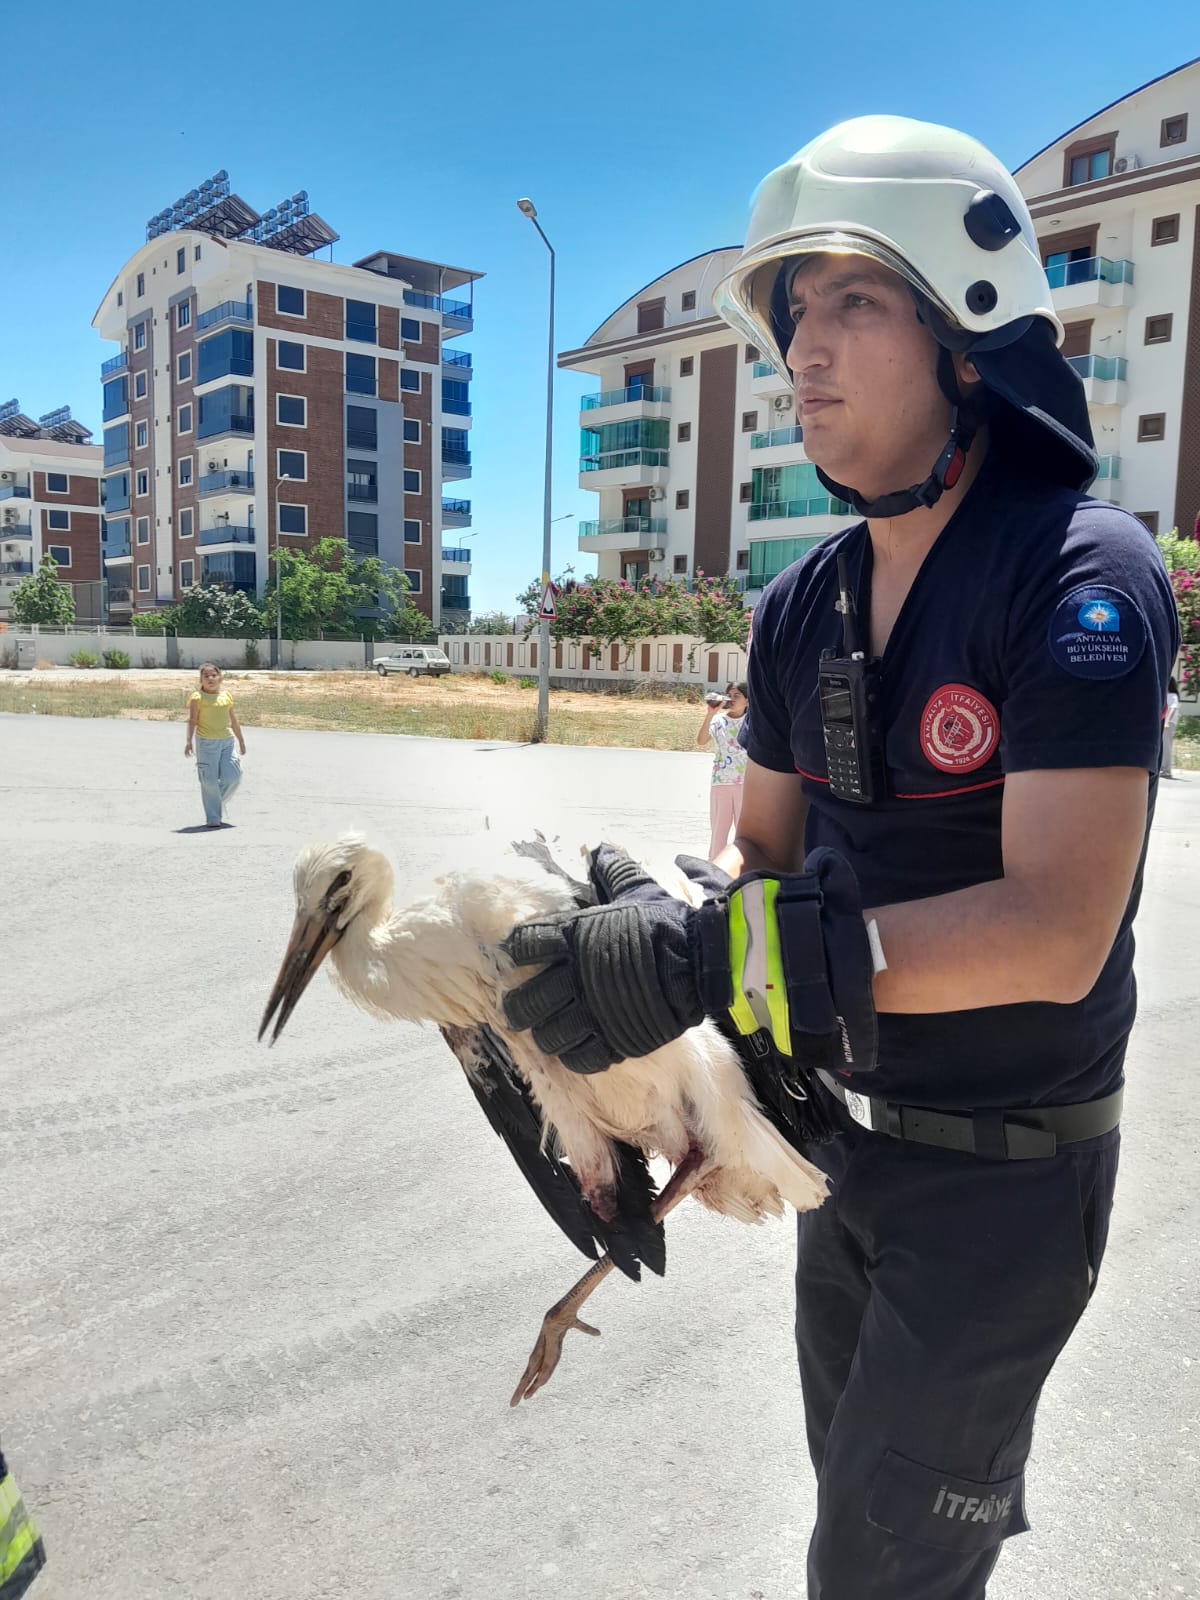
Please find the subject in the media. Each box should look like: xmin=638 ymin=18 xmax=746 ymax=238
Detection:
xmin=194 ymin=736 xmax=242 ymax=824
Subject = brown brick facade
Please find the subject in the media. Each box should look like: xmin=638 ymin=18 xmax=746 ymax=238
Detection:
xmin=33 ymin=471 xmax=100 ymax=507
xmin=266 ymin=340 xmax=345 ymax=549
xmin=41 ymin=509 xmax=101 ymax=581
xmin=170 ymin=292 xmax=198 ymax=598
xmin=379 ymin=306 xmax=400 ymax=350
xmin=257 ymin=279 xmax=344 ymax=340
xmin=130 ymin=312 xmax=157 ymax=609
xmin=404 ymin=320 xmax=441 ymax=365
xmin=402 ymin=365 xmax=433 ymax=609
xmin=379 ymin=358 xmax=399 ymax=404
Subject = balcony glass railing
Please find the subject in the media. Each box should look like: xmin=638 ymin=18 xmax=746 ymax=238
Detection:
xmin=442 ymin=396 xmax=472 ymax=416
xmin=402 ymin=290 xmax=472 ymax=322
xmin=346 ymin=428 xmax=377 ymax=450
xmin=105 ymin=538 xmax=131 ymax=560
xmin=346 ymin=373 xmax=377 ymax=397
xmin=748 ymin=496 xmax=853 ymax=521
xmin=346 ymin=320 xmax=377 ymax=343
xmin=752 ymin=361 xmax=781 ymax=379
xmin=578 ymin=517 xmax=668 ymax=538
xmin=0 ymin=559 xmax=33 ymax=576
xmin=442 ymin=547 xmax=472 ymax=563
xmin=442 ymin=447 xmax=472 ymax=467
xmin=101 ymin=351 xmax=128 ymax=377
xmin=750 ymin=425 xmax=804 ymax=450
xmin=442 ymin=498 xmax=471 ymax=517
xmin=1095 ymin=455 xmax=1120 ymax=480
xmin=0 ymin=523 xmax=32 ymax=540
xmin=580 ymin=448 xmax=670 ymax=473
xmin=199 ymin=524 xmax=256 ymax=546
xmin=1067 ymin=354 xmax=1128 ymax=382
xmin=443 ymin=349 xmax=472 ymax=370
xmin=199 ymin=470 xmax=254 ymax=495
xmin=1045 ymin=257 xmax=1134 ymax=290
xmin=198 ymin=413 xmax=254 ymax=439
xmin=748 ymin=534 xmax=829 ymax=588
xmin=196 ymin=300 xmax=253 ymax=332
xmin=0 ymin=484 xmax=31 ymax=500
xmin=581 ymin=385 xmax=672 ymax=410
xmin=347 ymin=483 xmax=378 ymax=501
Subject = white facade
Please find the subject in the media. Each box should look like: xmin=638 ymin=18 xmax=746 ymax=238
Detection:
xmin=1015 ymin=58 xmax=1200 ymax=536
xmin=559 ymin=249 xmax=858 ymax=600
xmin=0 ymin=434 xmax=104 ymax=622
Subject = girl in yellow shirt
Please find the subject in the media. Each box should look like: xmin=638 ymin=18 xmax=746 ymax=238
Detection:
xmin=184 ymin=663 xmax=246 ymax=828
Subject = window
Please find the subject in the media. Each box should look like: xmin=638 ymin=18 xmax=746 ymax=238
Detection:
xmin=1152 ymin=214 xmax=1180 ymax=246
xmin=401 ymin=317 xmax=421 ymax=343
xmin=400 ymin=367 xmax=421 ymax=392
xmin=674 ymin=422 xmax=690 ymax=443
xmin=736 ymin=548 xmax=749 ymax=571
xmin=404 ymin=469 xmax=421 ymax=494
xmin=1135 ymin=512 xmax=1159 ymax=535
xmin=177 ymin=301 xmax=191 ymax=329
xmin=277 ymin=448 xmax=306 ymax=482
xmin=347 ymin=511 xmax=378 ymax=554
xmin=137 ymin=564 xmax=151 ymax=592
xmin=637 ymin=299 xmax=665 ymax=333
xmin=1161 ymin=114 xmax=1188 ymax=147
xmin=178 ymin=508 xmax=193 ymax=538
xmin=276 ymin=394 xmax=306 ymax=427
xmin=178 ymin=351 xmax=192 ymax=382
xmin=1145 ymin=314 xmax=1173 ymax=344
xmin=404 ymin=519 xmax=421 ymax=543
xmin=742 ymin=411 xmax=758 ymax=432
xmin=1137 ymin=414 xmax=1166 ymax=442
xmin=177 ymin=457 xmax=193 ymax=487
xmin=680 ymin=356 xmax=694 ymax=377
xmin=673 ymin=555 xmax=688 ymax=575
xmin=277 ymin=284 xmax=305 ymax=316
xmin=1065 ymin=139 xmax=1113 ymax=187
xmin=46 ymin=472 xmax=69 ymax=493
xmin=117 ymin=291 xmax=123 ymax=307
xmin=177 ymin=247 xmax=186 ymax=275
xmin=136 ymin=273 xmax=145 ymax=297
xmin=136 ymin=421 xmax=149 ymax=449
xmin=739 ymin=482 xmax=753 ymax=503
xmin=681 ymin=290 xmax=696 ymax=311
xmin=197 ymin=328 xmax=254 ymax=384
xmin=136 ymin=516 xmax=150 ymax=544
xmin=278 ymin=503 xmax=307 ymax=535
xmin=45 ymin=544 xmax=70 ymax=567
xmin=179 ymin=559 xmax=195 ymax=589
xmin=136 ymin=470 xmax=149 ymax=496
xmin=403 ymin=418 xmax=421 ymax=443
xmin=346 ymin=352 xmax=376 ymax=396
xmin=103 ymin=424 xmax=129 ymax=469
xmin=346 ymin=404 xmax=377 ymax=450
xmin=134 ymin=370 xmax=148 ymax=400
xmin=347 ymin=458 xmax=377 ymax=500
xmin=103 ymin=376 xmax=129 ymax=421
xmin=404 ymin=569 xmax=422 ymax=594
xmin=744 ymin=345 xmax=760 ymax=363
xmin=675 ymin=489 xmax=690 ymax=509
xmin=276 ymin=340 xmax=305 ymax=371
xmin=346 ymin=299 xmax=377 ymax=342
xmin=194 ymin=244 xmax=202 ymax=262
xmin=134 ymin=322 xmax=146 ymax=350
xmin=178 ymin=404 xmax=192 ymax=434
xmin=47 ymin=510 xmax=70 ymax=531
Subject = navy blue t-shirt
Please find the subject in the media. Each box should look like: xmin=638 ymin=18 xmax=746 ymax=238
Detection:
xmin=745 ymin=457 xmax=1179 ymax=1110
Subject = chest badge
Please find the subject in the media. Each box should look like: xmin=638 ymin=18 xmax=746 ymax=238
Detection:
xmin=920 ymin=683 xmax=999 ymax=774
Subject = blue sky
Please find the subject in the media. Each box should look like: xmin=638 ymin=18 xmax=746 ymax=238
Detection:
xmin=3 ymin=2 xmax=1193 ymax=613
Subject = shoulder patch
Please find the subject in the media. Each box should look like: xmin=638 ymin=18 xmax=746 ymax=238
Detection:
xmin=1047 ymin=585 xmax=1146 ymax=681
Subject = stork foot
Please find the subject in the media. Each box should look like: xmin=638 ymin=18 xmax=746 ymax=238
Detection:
xmin=510 ymin=1305 xmax=601 ymax=1406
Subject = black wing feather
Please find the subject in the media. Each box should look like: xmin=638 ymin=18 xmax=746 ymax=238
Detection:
xmin=440 ymin=1022 xmax=665 ymax=1281
xmin=509 ymin=835 xmax=596 ymax=908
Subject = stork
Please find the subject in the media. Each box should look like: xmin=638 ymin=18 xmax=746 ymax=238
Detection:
xmin=260 ymin=833 xmax=829 ymax=1404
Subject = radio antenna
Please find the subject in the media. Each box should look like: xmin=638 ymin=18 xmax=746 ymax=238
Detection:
xmin=835 ymin=553 xmax=861 ymax=658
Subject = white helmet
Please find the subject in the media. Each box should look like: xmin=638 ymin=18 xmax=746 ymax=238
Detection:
xmin=713 ymin=114 xmax=1061 ymax=367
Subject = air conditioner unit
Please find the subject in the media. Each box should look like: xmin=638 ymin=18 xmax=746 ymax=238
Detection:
xmin=647 ymin=548 xmax=666 ymax=561
xmin=3 ymin=509 xmax=18 ymax=525
xmin=648 ymin=486 xmax=666 ymax=501
xmin=207 ymin=460 xmax=221 ymax=472
xmin=772 ymin=395 xmax=793 ymax=413
xmin=1114 ymin=155 xmax=1142 ymax=174
xmin=0 ymin=472 xmax=13 ymax=484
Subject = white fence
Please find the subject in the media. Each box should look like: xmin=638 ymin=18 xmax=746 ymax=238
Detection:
xmin=0 ymin=627 xmax=373 ymax=672
xmin=438 ymin=632 xmax=749 ymax=690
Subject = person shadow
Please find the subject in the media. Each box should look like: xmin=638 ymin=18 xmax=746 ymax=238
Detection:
xmin=174 ymin=823 xmax=235 ymax=833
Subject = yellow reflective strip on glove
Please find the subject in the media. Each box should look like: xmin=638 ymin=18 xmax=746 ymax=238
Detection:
xmin=727 ymin=879 xmax=792 ymax=1054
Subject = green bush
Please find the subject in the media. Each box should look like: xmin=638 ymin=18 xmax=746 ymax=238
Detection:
xmin=489 ymin=669 xmax=507 ymax=685
xmin=130 ymin=612 xmax=172 ymax=634
xmin=102 ymin=649 xmax=131 ymax=669
xmin=518 ymin=676 xmax=536 ymax=690
xmin=69 ymin=649 xmax=99 ymax=668
xmin=244 ymin=640 xmax=261 ymax=669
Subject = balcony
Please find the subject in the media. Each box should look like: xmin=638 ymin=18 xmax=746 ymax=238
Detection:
xmin=198 ymin=470 xmax=255 ymax=496
xmin=197 ymin=412 xmax=254 ymax=441
xmin=578 ymin=516 xmax=667 ymax=553
xmin=442 ymin=446 xmax=472 ymax=481
xmin=347 ymin=483 xmax=378 ymax=502
xmin=1067 ymin=353 xmax=1127 ymax=405
xmin=101 ymin=350 xmax=128 ymax=377
xmin=750 ymin=424 xmax=805 ymax=451
xmin=1095 ymin=454 xmax=1120 ymax=480
xmin=442 ymin=350 xmax=473 ymax=380
xmin=747 ymin=533 xmax=831 ymax=589
xmin=442 ymin=546 xmax=472 ymax=563
xmin=750 ymin=359 xmax=790 ymax=394
xmin=579 ymin=385 xmax=671 ymax=429
xmin=441 ymin=592 xmax=471 ymax=614
xmin=1046 ymin=256 xmax=1134 ymax=314
xmin=199 ymin=524 xmax=256 ymax=546
xmin=0 ymin=558 xmax=33 ymax=577
xmin=748 ymin=496 xmax=853 ymax=522
xmin=107 ymin=582 xmax=132 ymax=607
xmin=402 ymin=289 xmax=473 ymax=333
xmin=577 ymin=447 xmax=670 ymax=491
xmin=346 ymin=427 xmax=377 ymax=450
xmin=104 ymin=540 xmax=132 ymax=561
xmin=1 ymin=522 xmax=32 ymax=539
xmin=196 ymin=300 xmax=253 ymax=333
xmin=442 ymin=497 xmax=472 ymax=528
xmin=0 ymin=483 xmax=31 ymax=501
xmin=442 ymin=395 xmax=472 ymax=417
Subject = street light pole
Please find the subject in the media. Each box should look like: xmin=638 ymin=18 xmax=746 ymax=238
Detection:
xmin=517 ymin=197 xmax=555 ymax=742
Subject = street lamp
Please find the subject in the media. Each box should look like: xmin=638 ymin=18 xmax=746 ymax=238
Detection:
xmin=272 ymin=473 xmax=293 ymax=665
xmin=517 ymin=196 xmax=555 ymax=742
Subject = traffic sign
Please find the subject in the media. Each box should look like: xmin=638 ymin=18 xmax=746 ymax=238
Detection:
xmin=537 ymin=581 xmax=557 ymax=621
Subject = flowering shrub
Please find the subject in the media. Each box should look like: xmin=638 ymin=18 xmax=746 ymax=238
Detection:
xmin=1157 ymin=531 xmax=1200 ymax=697
xmin=516 ymin=572 xmax=748 ymax=647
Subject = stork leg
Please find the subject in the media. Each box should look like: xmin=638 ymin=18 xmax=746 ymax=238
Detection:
xmin=510 ymin=1143 xmax=710 ymax=1406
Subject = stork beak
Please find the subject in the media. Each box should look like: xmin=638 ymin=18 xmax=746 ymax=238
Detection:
xmin=259 ymin=909 xmax=344 ymax=1046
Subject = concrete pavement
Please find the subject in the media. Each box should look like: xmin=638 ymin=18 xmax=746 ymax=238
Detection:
xmin=1 ymin=713 xmax=1197 ymax=1600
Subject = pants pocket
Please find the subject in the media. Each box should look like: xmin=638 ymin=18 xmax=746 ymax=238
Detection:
xmin=866 ymin=1450 xmax=1029 ymax=1553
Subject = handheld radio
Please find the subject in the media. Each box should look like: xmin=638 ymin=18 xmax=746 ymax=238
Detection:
xmin=818 ymin=554 xmax=885 ymax=804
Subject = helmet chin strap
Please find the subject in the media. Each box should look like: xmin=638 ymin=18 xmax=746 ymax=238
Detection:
xmin=815 ymin=346 xmax=980 ymax=519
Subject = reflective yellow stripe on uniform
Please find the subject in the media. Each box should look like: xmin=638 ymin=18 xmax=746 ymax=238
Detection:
xmin=727 ymin=879 xmax=792 ymax=1054
xmin=0 ymin=1471 xmax=41 ymax=1590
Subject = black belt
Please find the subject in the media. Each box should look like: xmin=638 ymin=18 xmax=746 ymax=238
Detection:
xmin=815 ymin=1070 xmax=1123 ymax=1160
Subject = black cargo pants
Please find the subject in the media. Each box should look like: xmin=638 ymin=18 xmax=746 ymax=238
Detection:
xmin=795 ymin=1107 xmax=1118 ymax=1600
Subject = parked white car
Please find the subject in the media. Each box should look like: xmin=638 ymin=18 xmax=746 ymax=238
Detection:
xmin=374 ymin=646 xmax=452 ymax=679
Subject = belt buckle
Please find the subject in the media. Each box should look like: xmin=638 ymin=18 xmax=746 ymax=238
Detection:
xmin=844 ymin=1089 xmax=876 ymax=1131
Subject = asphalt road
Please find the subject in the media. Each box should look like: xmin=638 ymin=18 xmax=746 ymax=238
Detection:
xmin=2 ymin=714 xmax=1197 ymax=1600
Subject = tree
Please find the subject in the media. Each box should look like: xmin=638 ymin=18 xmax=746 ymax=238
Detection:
xmin=263 ymin=538 xmax=429 ymax=641
xmin=9 ymin=554 xmax=75 ymax=626
xmin=171 ymin=584 xmax=266 ymax=638
xmin=516 ymin=572 xmax=748 ymax=647
xmin=1159 ymin=529 xmax=1200 ymax=698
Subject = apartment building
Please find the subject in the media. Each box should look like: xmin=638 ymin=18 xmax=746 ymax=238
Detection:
xmin=91 ymin=175 xmax=480 ymax=629
xmin=558 ymin=247 xmax=858 ymax=600
xmin=0 ymin=402 xmax=104 ymax=623
xmin=1014 ymin=57 xmax=1200 ymax=536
